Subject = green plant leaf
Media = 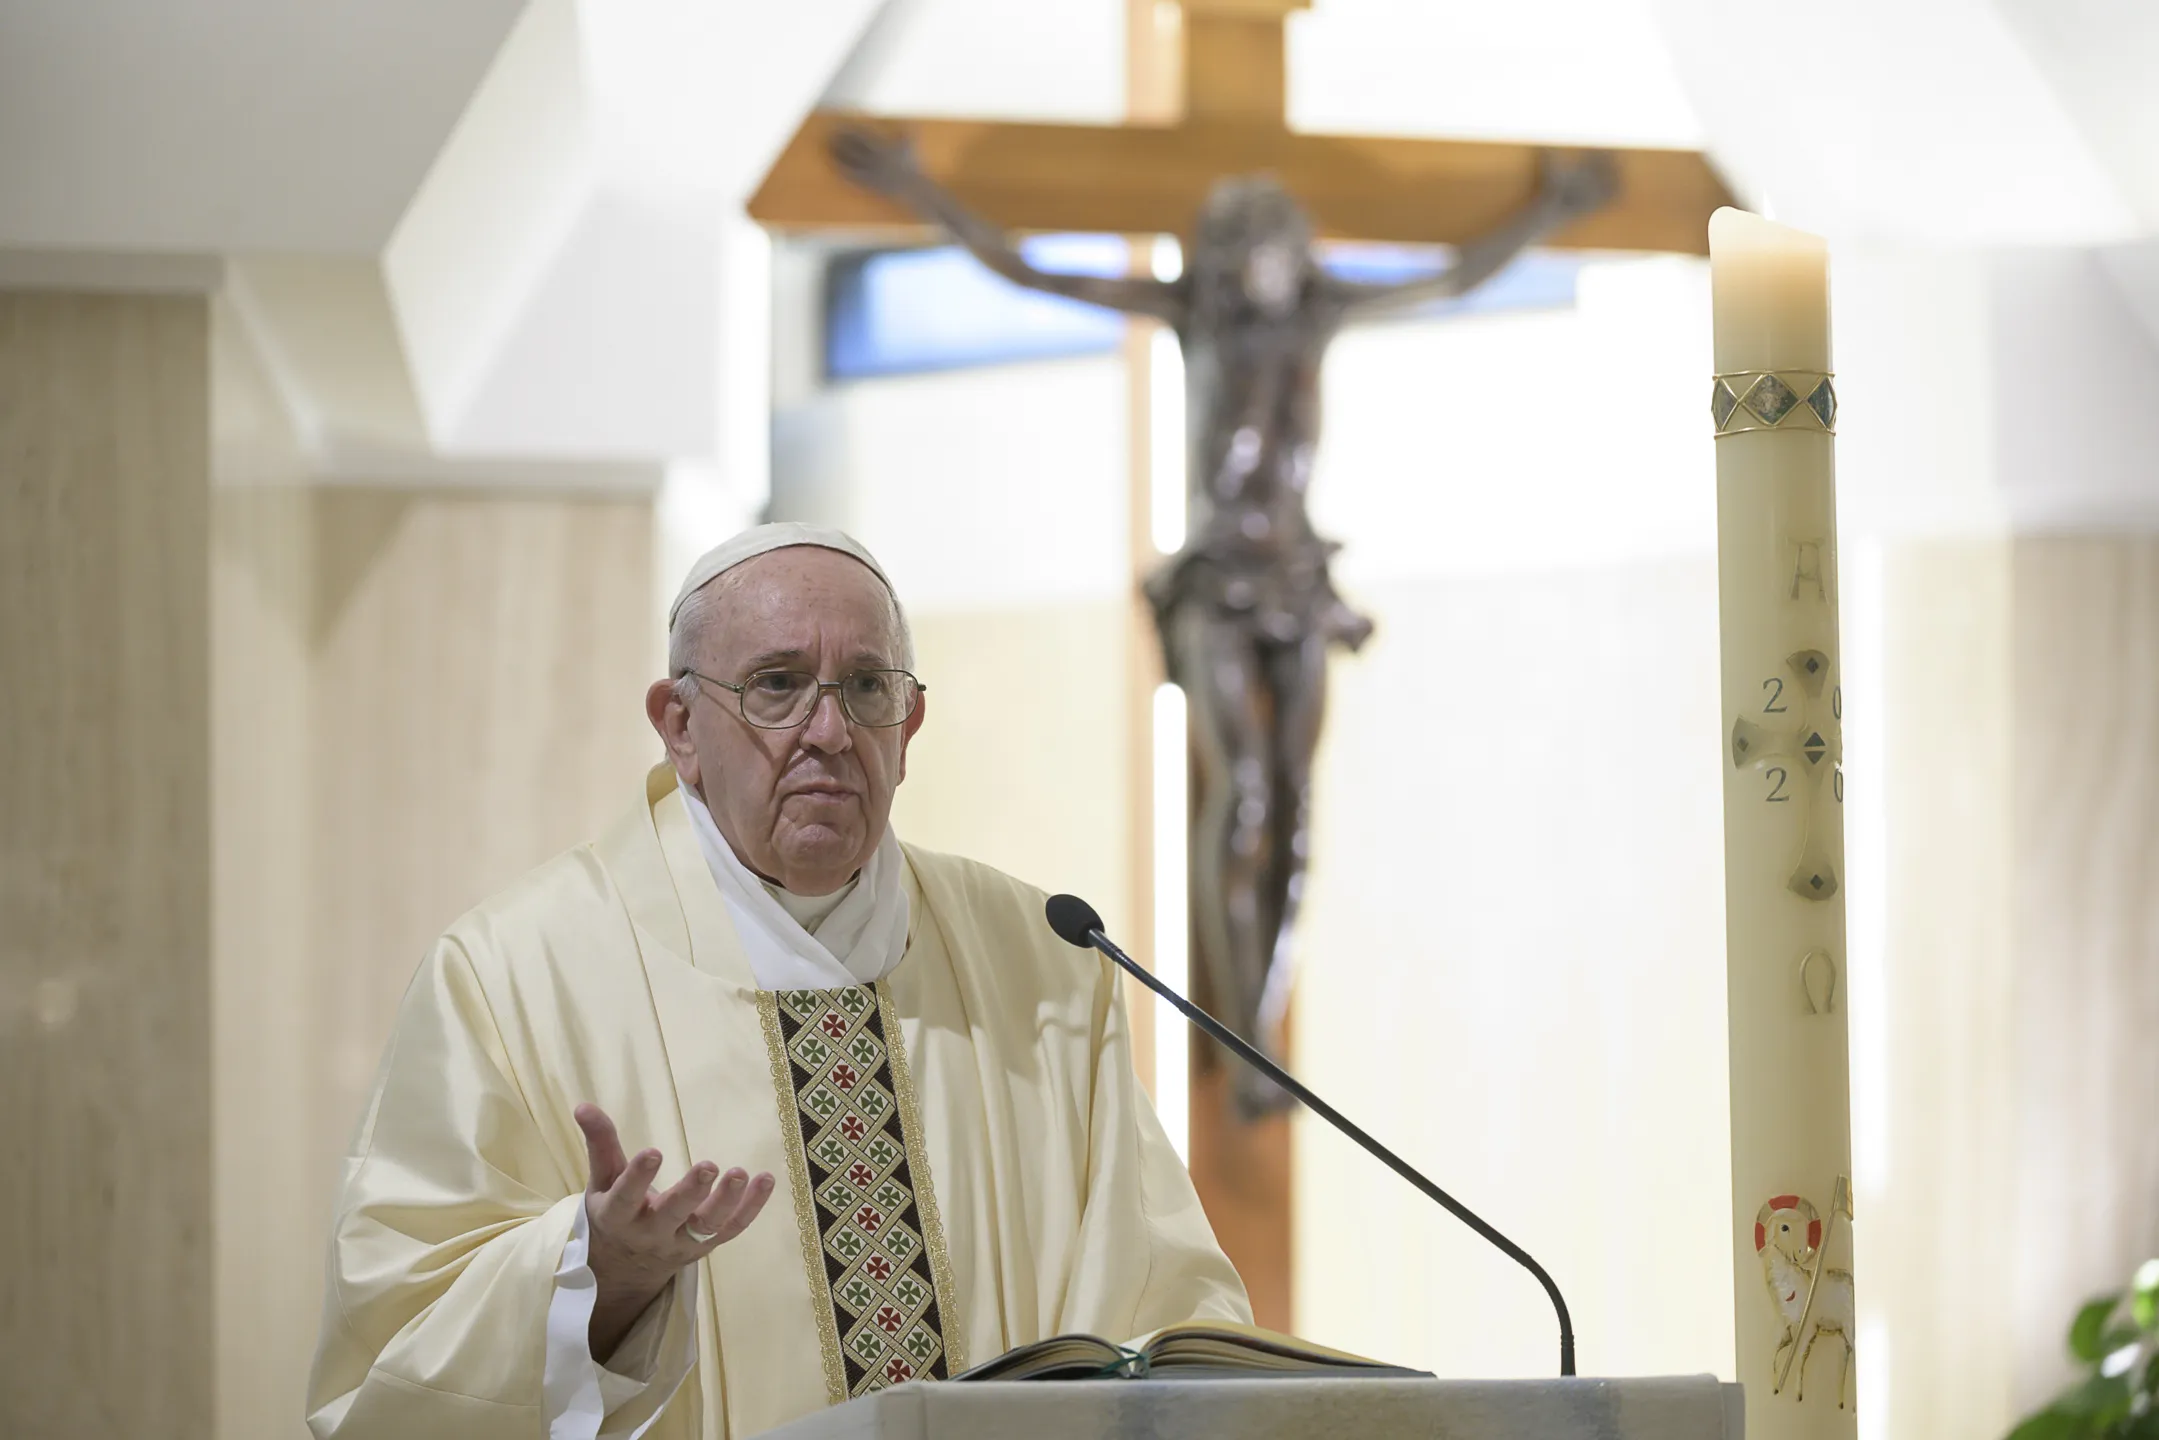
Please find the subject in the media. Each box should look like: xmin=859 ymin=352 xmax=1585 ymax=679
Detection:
xmin=2134 ymin=1260 xmax=2159 ymax=1332
xmin=2073 ymin=1297 xmax=2127 ymax=1362
xmin=2004 ymin=1407 xmax=2089 ymax=1440
xmin=2004 ymin=1407 xmax=2090 ymax=1440
xmin=2100 ymin=1326 xmax=2144 ymax=1362
xmin=2057 ymin=1374 xmax=2132 ymax=1424
xmin=2133 ymin=1259 xmax=2159 ymax=1331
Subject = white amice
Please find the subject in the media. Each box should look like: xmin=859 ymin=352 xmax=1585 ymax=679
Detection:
xmin=678 ymin=781 xmax=909 ymax=989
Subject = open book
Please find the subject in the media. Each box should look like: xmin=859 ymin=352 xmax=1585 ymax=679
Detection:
xmin=953 ymin=1321 xmax=1430 ymax=1383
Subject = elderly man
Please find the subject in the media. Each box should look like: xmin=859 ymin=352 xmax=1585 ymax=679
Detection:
xmin=307 ymin=524 xmax=1249 ymax=1440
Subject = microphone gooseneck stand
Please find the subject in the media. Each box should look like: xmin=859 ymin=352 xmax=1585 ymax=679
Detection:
xmin=1043 ymin=893 xmax=1577 ymax=1378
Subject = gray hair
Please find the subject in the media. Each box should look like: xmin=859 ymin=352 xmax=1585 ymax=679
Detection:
xmin=667 ymin=562 xmax=916 ymax=705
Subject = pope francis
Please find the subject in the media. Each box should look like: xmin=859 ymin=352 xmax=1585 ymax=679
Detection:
xmin=306 ymin=524 xmax=1250 ymax=1440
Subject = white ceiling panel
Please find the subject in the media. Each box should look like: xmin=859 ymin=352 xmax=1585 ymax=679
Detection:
xmin=1289 ymin=0 xmax=1705 ymax=148
xmin=0 ymin=0 xmax=525 ymax=253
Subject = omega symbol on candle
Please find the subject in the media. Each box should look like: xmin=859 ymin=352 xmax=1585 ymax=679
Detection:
xmin=1799 ymin=948 xmax=1838 ymax=1014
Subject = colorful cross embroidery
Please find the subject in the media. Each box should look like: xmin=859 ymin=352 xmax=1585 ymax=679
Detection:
xmin=770 ymin=987 xmax=954 ymax=1398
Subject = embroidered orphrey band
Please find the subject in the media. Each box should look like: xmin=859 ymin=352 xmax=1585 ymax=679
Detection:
xmin=876 ymin=985 xmax=965 ymax=1377
xmin=759 ymin=985 xmax=960 ymax=1400
xmin=1712 ymin=370 xmax=1836 ymax=438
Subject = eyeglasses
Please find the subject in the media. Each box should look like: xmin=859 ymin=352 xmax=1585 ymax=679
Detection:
xmin=683 ymin=668 xmax=926 ymax=730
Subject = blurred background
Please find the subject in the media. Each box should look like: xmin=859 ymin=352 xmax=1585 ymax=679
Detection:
xmin=2 ymin=1 xmax=2154 ymax=1437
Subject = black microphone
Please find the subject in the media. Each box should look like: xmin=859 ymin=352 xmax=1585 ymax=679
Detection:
xmin=1044 ymin=892 xmax=1578 ymax=1378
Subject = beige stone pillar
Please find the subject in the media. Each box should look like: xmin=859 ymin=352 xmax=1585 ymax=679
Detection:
xmin=0 ymin=290 xmax=214 ymax=1436
xmin=3 ymin=286 xmax=663 ymax=1438
xmin=210 ymin=301 xmax=661 ymax=1433
xmin=1857 ymin=533 xmax=2159 ymax=1437
xmin=2005 ymin=537 xmax=2159 ymax=1405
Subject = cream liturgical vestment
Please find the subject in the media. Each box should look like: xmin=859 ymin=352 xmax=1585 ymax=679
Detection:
xmin=308 ymin=765 xmax=1249 ymax=1439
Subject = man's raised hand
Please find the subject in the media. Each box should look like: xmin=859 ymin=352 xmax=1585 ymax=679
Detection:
xmin=574 ymin=1102 xmax=776 ymax=1360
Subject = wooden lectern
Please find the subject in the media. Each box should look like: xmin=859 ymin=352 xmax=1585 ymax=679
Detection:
xmin=754 ymin=1376 xmax=1746 ymax=1439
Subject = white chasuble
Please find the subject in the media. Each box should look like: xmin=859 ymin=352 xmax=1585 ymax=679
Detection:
xmin=308 ymin=765 xmax=1249 ymax=1440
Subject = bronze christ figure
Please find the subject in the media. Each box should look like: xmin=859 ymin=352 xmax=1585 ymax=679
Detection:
xmin=834 ymin=132 xmax=1614 ymax=1115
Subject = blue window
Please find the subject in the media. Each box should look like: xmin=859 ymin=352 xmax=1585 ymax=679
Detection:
xmin=824 ymin=234 xmax=1130 ymax=380
xmin=822 ymin=235 xmax=1580 ymax=381
xmin=1320 ymin=242 xmax=1582 ymax=319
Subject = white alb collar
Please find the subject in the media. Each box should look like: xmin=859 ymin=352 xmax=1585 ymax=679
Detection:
xmin=678 ymin=783 xmax=910 ymax=990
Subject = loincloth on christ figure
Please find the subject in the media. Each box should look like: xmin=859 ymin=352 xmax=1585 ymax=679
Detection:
xmin=1145 ymin=532 xmax=1375 ymax=671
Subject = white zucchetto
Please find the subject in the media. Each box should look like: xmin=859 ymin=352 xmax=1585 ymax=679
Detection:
xmin=668 ymin=521 xmax=895 ymax=628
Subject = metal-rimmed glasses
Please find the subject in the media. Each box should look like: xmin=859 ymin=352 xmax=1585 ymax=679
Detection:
xmin=682 ymin=668 xmax=926 ymax=730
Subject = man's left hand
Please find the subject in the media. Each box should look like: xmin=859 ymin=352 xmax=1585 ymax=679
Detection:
xmin=574 ymin=1101 xmax=776 ymax=1361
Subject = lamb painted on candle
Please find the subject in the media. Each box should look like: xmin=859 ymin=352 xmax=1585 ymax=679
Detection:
xmin=1755 ymin=1189 xmax=1856 ymax=1409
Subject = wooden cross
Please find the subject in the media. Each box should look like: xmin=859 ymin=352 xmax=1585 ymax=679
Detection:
xmin=747 ymin=0 xmax=1735 ymax=1335
xmin=750 ymin=0 xmax=1733 ymax=251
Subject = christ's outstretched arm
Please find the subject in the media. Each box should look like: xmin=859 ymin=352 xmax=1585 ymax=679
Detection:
xmin=1330 ymin=150 xmax=1619 ymax=319
xmin=831 ymin=129 xmax=1187 ymax=324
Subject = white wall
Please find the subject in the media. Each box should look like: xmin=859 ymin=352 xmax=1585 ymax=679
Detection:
xmin=1992 ymin=248 xmax=2159 ymax=531
xmin=765 ymin=228 xmax=2159 ymax=1433
xmin=1291 ymin=262 xmax=1738 ymax=1380
xmin=826 ymin=0 xmax=1127 ymax=124
xmin=771 ymin=353 xmax=1142 ymax=933
xmin=824 ymin=0 xmax=1710 ymax=149
xmin=209 ymin=303 xmax=667 ymax=1440
xmin=772 ymin=260 xmax=1750 ymax=1378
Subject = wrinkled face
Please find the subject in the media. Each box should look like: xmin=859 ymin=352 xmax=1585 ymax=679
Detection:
xmin=647 ymin=547 xmax=924 ymax=896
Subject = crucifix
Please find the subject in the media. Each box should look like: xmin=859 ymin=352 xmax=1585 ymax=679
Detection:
xmin=751 ymin=0 xmax=1734 ymax=1330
